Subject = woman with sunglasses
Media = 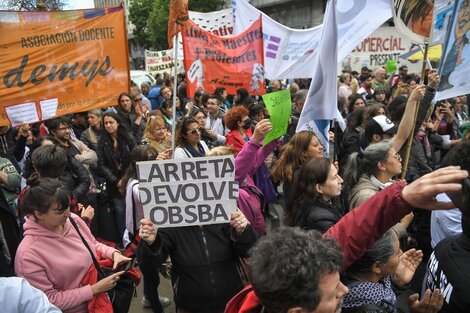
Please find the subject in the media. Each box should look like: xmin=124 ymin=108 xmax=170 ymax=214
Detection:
xmin=174 ymin=116 xmax=210 ymax=159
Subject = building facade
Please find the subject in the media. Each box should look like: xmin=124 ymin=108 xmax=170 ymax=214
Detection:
xmin=250 ymin=0 xmax=326 ymax=28
xmin=94 ymin=0 xmax=144 ymax=69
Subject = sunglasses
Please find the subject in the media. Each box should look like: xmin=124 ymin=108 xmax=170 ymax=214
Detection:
xmin=148 ymin=155 xmax=158 ymax=161
xmin=188 ymin=128 xmax=200 ymax=135
xmin=134 ymin=97 xmax=142 ymax=101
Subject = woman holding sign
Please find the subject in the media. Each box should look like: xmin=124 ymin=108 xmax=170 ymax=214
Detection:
xmin=137 ymin=209 xmax=256 ymax=313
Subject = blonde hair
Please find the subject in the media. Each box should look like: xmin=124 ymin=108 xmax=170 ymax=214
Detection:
xmin=350 ymin=77 xmax=359 ymax=94
xmin=207 ymin=146 xmax=237 ymax=156
xmin=143 ymin=115 xmax=171 ymax=152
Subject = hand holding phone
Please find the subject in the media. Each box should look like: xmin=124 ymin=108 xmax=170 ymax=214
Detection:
xmin=116 ymin=258 xmax=137 ymax=272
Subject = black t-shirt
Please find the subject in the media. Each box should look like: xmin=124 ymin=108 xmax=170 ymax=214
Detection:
xmin=424 ymin=234 xmax=470 ymax=313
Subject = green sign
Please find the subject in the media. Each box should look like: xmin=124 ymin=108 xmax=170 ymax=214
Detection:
xmin=385 ymin=59 xmax=397 ymax=74
xmin=262 ymin=89 xmax=292 ymax=146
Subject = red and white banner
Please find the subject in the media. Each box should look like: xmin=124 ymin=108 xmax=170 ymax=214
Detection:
xmin=182 ymin=17 xmax=265 ymax=97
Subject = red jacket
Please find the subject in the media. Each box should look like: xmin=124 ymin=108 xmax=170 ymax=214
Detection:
xmin=226 ymin=129 xmax=253 ymax=154
xmin=225 ymin=181 xmax=412 ymax=313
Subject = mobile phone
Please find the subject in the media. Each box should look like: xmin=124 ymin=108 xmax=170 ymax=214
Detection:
xmin=117 ymin=258 xmax=137 ymax=272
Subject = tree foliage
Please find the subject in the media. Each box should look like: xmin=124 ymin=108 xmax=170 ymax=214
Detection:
xmin=1 ymin=0 xmax=66 ymax=11
xmin=129 ymin=0 xmax=225 ymax=51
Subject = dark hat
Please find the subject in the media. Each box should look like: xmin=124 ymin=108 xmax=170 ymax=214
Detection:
xmin=365 ymin=115 xmax=397 ymax=141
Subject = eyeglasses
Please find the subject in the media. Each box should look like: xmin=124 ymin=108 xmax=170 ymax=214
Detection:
xmin=394 ymin=152 xmax=402 ymax=162
xmin=188 ymin=128 xmax=200 ymax=135
xmin=134 ymin=98 xmax=142 ymax=102
xmin=148 ymin=155 xmax=158 ymax=161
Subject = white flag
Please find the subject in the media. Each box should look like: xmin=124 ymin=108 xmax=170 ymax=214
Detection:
xmin=233 ymin=0 xmax=392 ymax=79
xmin=296 ymin=0 xmax=344 ymax=157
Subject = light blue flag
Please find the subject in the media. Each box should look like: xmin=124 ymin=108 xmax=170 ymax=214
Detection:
xmin=295 ymin=0 xmax=345 ymax=157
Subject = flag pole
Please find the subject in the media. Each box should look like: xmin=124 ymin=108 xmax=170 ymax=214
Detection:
xmin=171 ymin=32 xmax=179 ymax=159
xmin=401 ymin=43 xmax=429 ymax=180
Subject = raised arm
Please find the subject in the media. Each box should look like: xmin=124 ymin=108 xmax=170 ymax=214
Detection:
xmin=326 ymin=166 xmax=468 ymax=269
xmin=392 ymin=84 xmax=426 ymax=152
xmin=235 ymin=119 xmax=277 ymax=182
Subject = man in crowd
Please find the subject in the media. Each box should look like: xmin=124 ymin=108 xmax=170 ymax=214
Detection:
xmin=225 ymin=166 xmax=467 ymax=313
xmin=148 ymin=78 xmax=164 ymax=110
xmin=357 ymin=74 xmax=374 ymax=100
xmin=286 ymin=89 xmax=308 ymax=142
xmin=372 ymin=67 xmax=389 ymax=94
xmin=424 ymin=140 xmax=470 ymax=313
xmin=205 ymin=95 xmax=226 ymax=146
xmin=48 ymin=117 xmax=97 ymax=167
xmin=117 ymin=93 xmax=146 ymax=141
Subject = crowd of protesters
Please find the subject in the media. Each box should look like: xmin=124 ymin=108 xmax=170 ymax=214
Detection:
xmin=0 ymin=65 xmax=469 ymax=313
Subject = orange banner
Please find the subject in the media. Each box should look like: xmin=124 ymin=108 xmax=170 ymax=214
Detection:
xmin=168 ymin=0 xmax=189 ymax=48
xmin=182 ymin=17 xmax=265 ymax=98
xmin=0 ymin=7 xmax=129 ymax=127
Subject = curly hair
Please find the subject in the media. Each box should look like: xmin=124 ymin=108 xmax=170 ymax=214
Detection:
xmin=224 ymin=106 xmax=249 ymax=131
xmin=270 ymin=131 xmax=315 ymax=183
xmin=348 ymin=93 xmax=365 ymax=113
xmin=249 ymin=227 xmax=343 ymax=313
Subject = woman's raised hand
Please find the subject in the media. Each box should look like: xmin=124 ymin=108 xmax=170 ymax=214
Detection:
xmin=252 ymin=119 xmax=273 ymax=143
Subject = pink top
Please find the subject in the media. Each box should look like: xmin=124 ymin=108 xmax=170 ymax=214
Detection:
xmin=15 ymin=213 xmax=118 ymax=313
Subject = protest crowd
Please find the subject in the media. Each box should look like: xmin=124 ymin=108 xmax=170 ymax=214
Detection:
xmin=1 ymin=1 xmax=470 ymax=313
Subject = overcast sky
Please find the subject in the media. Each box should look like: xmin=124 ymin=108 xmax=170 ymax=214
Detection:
xmin=64 ymin=0 xmax=95 ymax=9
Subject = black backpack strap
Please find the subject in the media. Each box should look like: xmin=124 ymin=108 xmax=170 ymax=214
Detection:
xmin=129 ymin=181 xmax=139 ymax=239
xmin=69 ymin=217 xmax=105 ymax=277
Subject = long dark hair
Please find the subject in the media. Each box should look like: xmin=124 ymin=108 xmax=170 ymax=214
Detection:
xmin=101 ymin=112 xmax=132 ymax=142
xmin=119 ymin=145 xmax=159 ymax=195
xmin=175 ymin=116 xmax=198 ymax=147
xmin=285 ymin=158 xmax=332 ymax=226
xmin=117 ymin=92 xmax=135 ymax=113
